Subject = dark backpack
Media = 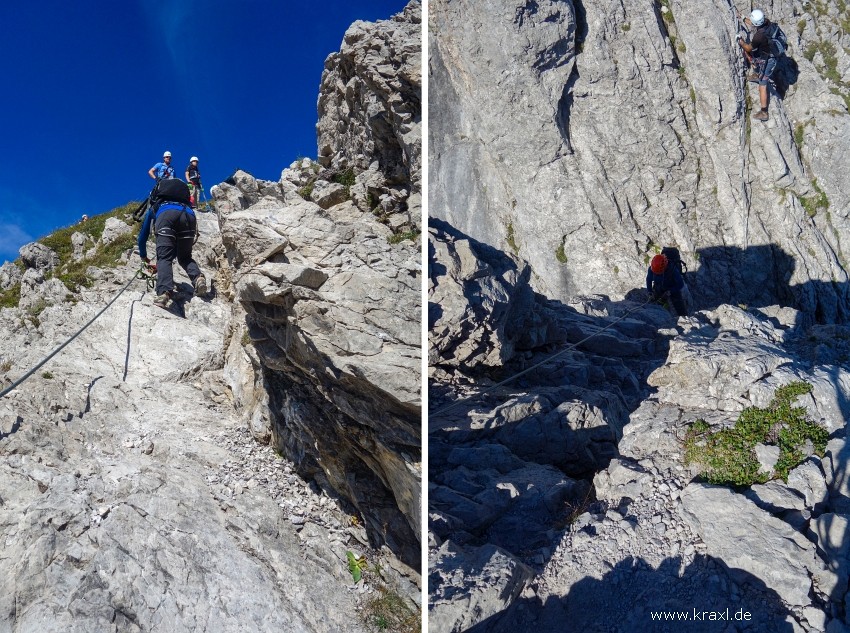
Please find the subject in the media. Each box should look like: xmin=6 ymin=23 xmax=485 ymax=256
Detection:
xmin=153 ymin=179 xmax=192 ymax=206
xmin=661 ymin=247 xmax=687 ymax=275
xmin=766 ymin=22 xmax=787 ymax=57
xmin=131 ymin=179 xmax=192 ymax=222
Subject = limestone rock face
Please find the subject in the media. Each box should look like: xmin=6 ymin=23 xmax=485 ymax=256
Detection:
xmin=429 ymin=220 xmax=556 ymax=370
xmin=430 ymin=0 xmax=850 ymax=323
xmin=317 ymin=1 xmax=421 ymax=231
xmin=0 ymin=261 xmax=21 ymax=291
xmin=19 ymin=241 xmax=59 ymax=272
xmin=100 ymin=216 xmax=133 ymax=246
xmin=680 ymin=483 xmax=826 ymax=608
xmin=429 ymin=218 xmax=850 ymax=628
xmin=0 ymin=6 xmax=422 ymax=630
xmin=0 ymin=218 xmax=370 ymax=633
xmin=214 ymin=170 xmax=421 ymax=571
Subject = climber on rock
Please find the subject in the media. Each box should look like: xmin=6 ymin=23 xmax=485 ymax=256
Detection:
xmin=736 ymin=9 xmax=786 ymax=122
xmin=185 ymin=156 xmax=202 ymax=209
xmin=647 ymin=253 xmax=688 ymax=317
xmin=136 ymin=178 xmax=208 ymax=308
xmin=148 ymin=150 xmax=175 ymax=181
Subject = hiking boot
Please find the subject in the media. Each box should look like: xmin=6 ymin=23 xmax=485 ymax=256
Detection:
xmin=746 ymin=72 xmax=761 ymax=83
xmin=753 ymin=109 xmax=769 ymax=122
xmin=193 ymin=275 xmax=208 ymax=297
xmin=153 ymin=291 xmax=171 ymax=308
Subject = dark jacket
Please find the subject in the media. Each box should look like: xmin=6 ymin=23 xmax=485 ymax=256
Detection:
xmin=750 ymin=21 xmax=773 ymax=59
xmin=646 ymin=265 xmax=687 ymax=316
xmin=646 ymin=266 xmax=683 ymax=294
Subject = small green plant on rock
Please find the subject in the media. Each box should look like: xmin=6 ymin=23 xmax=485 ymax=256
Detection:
xmin=298 ymin=182 xmax=314 ymax=200
xmin=347 ymin=551 xmax=420 ymax=633
xmin=800 ymin=179 xmax=830 ymax=218
xmin=388 ymin=230 xmax=420 ymax=245
xmin=506 ymin=222 xmax=519 ymax=253
xmin=684 ymin=381 xmax=828 ymax=486
xmin=555 ymin=242 xmax=568 ymax=263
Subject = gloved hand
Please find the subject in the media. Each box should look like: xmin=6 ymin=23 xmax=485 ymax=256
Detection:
xmin=143 ymin=257 xmax=157 ymax=274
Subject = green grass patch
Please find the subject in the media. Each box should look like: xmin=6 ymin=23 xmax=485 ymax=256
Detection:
xmin=41 ymin=371 xmax=53 ymax=379
xmin=0 ymin=283 xmax=21 ymax=309
xmin=684 ymin=381 xmax=828 ymax=486
xmin=331 ymin=167 xmax=356 ymax=189
xmin=387 ymin=230 xmax=420 ymax=245
xmin=361 ymin=585 xmax=421 ymax=633
xmin=800 ymin=179 xmax=830 ymax=218
xmin=331 ymin=167 xmax=356 ymax=199
xmin=621 ymin=23 xmax=631 ymax=32
xmin=797 ymin=19 xmax=807 ymax=35
xmin=793 ymin=122 xmax=806 ymax=149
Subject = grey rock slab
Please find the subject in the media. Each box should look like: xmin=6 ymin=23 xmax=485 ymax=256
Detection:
xmin=745 ymin=481 xmax=807 ymax=514
xmin=429 ymin=541 xmax=533 ymax=633
xmin=813 ymin=513 xmax=850 ymax=602
xmin=18 ymin=241 xmax=59 ymax=271
xmin=0 ymin=261 xmax=22 ymax=290
xmin=787 ymin=459 xmax=829 ymax=511
xmin=680 ymin=483 xmax=825 ymax=607
xmin=100 ymin=217 xmax=133 ymax=246
xmin=317 ymin=2 xmax=421 ymax=229
xmin=309 ymin=180 xmax=348 ymax=209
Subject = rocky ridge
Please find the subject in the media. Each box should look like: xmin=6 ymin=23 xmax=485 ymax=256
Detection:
xmin=428 ymin=225 xmax=850 ymax=632
xmin=317 ymin=0 xmax=422 ymax=235
xmin=0 ymin=4 xmax=421 ymax=631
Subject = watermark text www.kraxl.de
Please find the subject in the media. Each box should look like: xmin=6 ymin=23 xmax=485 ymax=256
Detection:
xmin=650 ymin=608 xmax=752 ymax=622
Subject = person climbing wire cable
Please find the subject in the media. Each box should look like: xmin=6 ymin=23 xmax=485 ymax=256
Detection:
xmin=647 ymin=252 xmax=688 ymax=317
xmin=736 ymin=9 xmax=787 ymax=122
xmin=148 ymin=150 xmax=175 ymax=181
xmin=136 ymin=178 xmax=208 ymax=308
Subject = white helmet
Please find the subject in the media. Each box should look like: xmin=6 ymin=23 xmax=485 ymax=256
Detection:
xmin=750 ymin=9 xmax=765 ymax=26
xmin=190 ymin=156 xmax=199 ymax=162
xmin=163 ymin=150 xmax=172 ymax=158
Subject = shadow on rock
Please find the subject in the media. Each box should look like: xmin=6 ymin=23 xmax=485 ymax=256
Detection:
xmin=687 ymin=243 xmax=850 ymax=331
xmin=429 ymin=219 xmax=675 ymax=586
xmin=465 ymin=555 xmax=797 ymax=633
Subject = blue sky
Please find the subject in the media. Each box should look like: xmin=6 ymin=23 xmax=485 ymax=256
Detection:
xmin=0 ymin=0 xmax=412 ymax=264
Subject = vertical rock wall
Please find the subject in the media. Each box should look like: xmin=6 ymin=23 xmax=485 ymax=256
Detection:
xmin=430 ymin=0 xmax=850 ymax=323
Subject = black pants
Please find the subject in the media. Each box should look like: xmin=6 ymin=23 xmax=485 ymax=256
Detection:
xmin=653 ymin=289 xmax=688 ymax=317
xmin=154 ymin=208 xmax=201 ymax=296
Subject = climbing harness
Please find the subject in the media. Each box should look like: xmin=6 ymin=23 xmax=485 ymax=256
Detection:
xmin=0 ymin=269 xmax=147 ymax=400
xmin=428 ymin=295 xmax=656 ymax=427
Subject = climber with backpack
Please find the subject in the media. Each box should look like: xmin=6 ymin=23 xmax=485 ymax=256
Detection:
xmin=136 ymin=178 xmax=208 ymax=309
xmin=736 ymin=9 xmax=787 ymax=122
xmin=646 ymin=248 xmax=688 ymax=317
